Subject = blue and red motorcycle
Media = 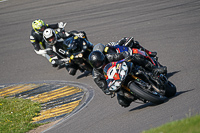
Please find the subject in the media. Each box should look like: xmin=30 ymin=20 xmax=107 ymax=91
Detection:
xmin=104 ymin=45 xmax=176 ymax=104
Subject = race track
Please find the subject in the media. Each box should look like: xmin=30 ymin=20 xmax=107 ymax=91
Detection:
xmin=1 ymin=0 xmax=200 ymax=133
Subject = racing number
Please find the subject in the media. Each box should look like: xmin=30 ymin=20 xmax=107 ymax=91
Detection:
xmin=58 ymin=49 xmax=65 ymax=54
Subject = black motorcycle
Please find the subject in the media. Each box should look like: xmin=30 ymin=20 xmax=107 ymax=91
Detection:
xmin=52 ymin=35 xmax=93 ymax=73
xmin=104 ymin=45 xmax=176 ymax=104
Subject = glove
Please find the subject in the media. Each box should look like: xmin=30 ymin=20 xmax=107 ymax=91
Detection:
xmin=58 ymin=22 xmax=67 ymax=29
xmin=61 ymin=58 xmax=71 ymax=64
xmin=51 ymin=59 xmax=58 ymax=67
xmin=107 ymin=42 xmax=117 ymax=46
xmin=74 ymin=32 xmax=84 ymax=38
xmin=51 ymin=59 xmax=65 ymax=67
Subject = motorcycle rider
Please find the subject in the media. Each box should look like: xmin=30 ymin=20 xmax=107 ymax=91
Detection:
xmin=108 ymin=36 xmax=167 ymax=74
xmin=42 ymin=28 xmax=68 ymax=68
xmin=43 ymin=28 xmax=93 ymax=75
xmin=108 ymin=37 xmax=158 ymax=57
xmin=63 ymin=35 xmax=94 ymax=75
xmin=88 ymin=43 xmax=166 ymax=107
xmin=30 ymin=19 xmax=67 ymax=67
xmin=30 ymin=19 xmax=88 ymax=68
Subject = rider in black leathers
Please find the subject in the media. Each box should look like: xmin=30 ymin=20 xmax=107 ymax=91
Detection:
xmin=63 ymin=36 xmax=94 ymax=75
xmin=30 ymin=19 xmax=66 ymax=66
xmin=30 ymin=19 xmax=88 ymax=68
xmin=43 ymin=27 xmax=91 ymax=76
xmin=88 ymin=43 xmax=167 ymax=107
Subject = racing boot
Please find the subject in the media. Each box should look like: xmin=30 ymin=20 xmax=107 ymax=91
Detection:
xmin=117 ymin=89 xmax=135 ymax=108
xmin=148 ymin=51 xmax=157 ymax=57
xmin=153 ymin=66 xmax=167 ymax=75
xmin=117 ymin=94 xmax=131 ymax=108
xmin=145 ymin=60 xmax=167 ymax=75
xmin=65 ymin=63 xmax=78 ymax=76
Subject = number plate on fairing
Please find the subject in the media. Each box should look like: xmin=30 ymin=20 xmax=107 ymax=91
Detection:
xmin=104 ymin=61 xmax=128 ymax=91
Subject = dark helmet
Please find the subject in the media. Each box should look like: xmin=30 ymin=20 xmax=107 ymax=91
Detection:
xmin=64 ymin=36 xmax=82 ymax=52
xmin=88 ymin=50 xmax=105 ymax=69
xmin=93 ymin=43 xmax=105 ymax=52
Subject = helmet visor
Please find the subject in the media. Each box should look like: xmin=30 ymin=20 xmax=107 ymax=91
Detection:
xmin=47 ymin=35 xmax=55 ymax=44
xmin=39 ymin=26 xmax=45 ymax=32
xmin=36 ymin=26 xmax=45 ymax=33
xmin=94 ymin=60 xmax=105 ymax=69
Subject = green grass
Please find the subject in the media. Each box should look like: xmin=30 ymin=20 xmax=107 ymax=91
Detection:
xmin=0 ymin=98 xmax=42 ymax=133
xmin=1 ymin=97 xmax=200 ymax=133
xmin=142 ymin=114 xmax=200 ymax=133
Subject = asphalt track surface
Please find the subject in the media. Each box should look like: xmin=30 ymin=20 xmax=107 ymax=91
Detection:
xmin=1 ymin=0 xmax=200 ymax=133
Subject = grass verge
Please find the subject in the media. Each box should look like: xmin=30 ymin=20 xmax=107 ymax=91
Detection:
xmin=1 ymin=97 xmax=200 ymax=133
xmin=0 ymin=97 xmax=43 ymax=133
xmin=142 ymin=114 xmax=200 ymax=133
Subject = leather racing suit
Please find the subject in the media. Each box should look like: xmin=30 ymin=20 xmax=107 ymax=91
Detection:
xmin=92 ymin=43 xmax=166 ymax=107
xmin=64 ymin=36 xmax=94 ymax=75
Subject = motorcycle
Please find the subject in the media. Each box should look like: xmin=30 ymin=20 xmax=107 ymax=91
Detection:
xmin=52 ymin=34 xmax=93 ymax=73
xmin=104 ymin=45 xmax=176 ymax=104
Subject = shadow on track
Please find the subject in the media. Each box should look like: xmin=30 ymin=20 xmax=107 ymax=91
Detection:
xmin=77 ymin=71 xmax=92 ymax=79
xmin=173 ymin=89 xmax=195 ymax=98
xmin=129 ymin=102 xmax=156 ymax=112
xmin=128 ymin=89 xmax=194 ymax=112
xmin=167 ymin=70 xmax=181 ymax=79
xmin=54 ymin=65 xmax=92 ymax=79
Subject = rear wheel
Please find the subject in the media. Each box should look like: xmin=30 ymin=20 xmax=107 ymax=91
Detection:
xmin=129 ymin=82 xmax=167 ymax=104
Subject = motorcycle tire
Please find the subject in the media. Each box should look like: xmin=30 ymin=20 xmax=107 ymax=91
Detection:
xmin=129 ymin=82 xmax=167 ymax=104
xmin=164 ymin=81 xmax=176 ymax=97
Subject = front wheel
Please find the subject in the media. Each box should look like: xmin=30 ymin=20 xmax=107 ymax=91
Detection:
xmin=129 ymin=82 xmax=167 ymax=104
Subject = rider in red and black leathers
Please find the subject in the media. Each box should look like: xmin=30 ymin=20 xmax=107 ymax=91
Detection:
xmin=88 ymin=43 xmax=167 ymax=107
xmin=108 ymin=37 xmax=158 ymax=57
xmin=91 ymin=45 xmax=129 ymax=94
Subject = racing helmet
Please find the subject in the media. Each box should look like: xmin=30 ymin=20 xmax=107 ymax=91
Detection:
xmin=64 ymin=36 xmax=82 ymax=53
xmin=88 ymin=50 xmax=105 ymax=69
xmin=32 ymin=19 xmax=46 ymax=34
xmin=93 ymin=43 xmax=105 ymax=52
xmin=43 ymin=28 xmax=57 ymax=45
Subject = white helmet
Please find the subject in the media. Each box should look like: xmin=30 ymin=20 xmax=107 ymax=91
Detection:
xmin=43 ymin=28 xmax=57 ymax=45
